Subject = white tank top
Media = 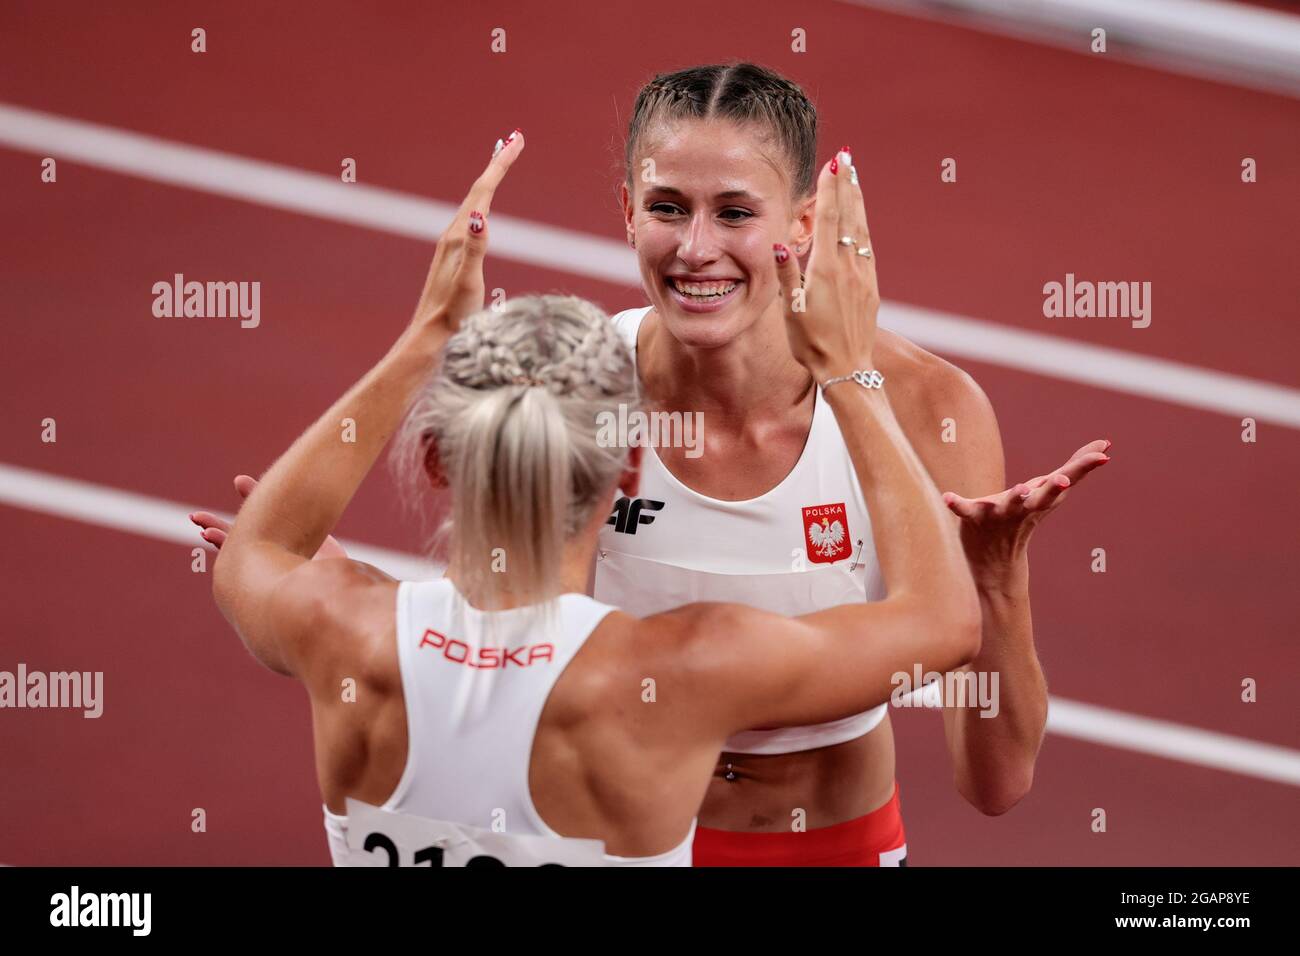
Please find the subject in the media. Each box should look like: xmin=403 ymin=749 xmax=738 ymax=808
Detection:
xmin=322 ymin=578 xmax=695 ymax=866
xmin=594 ymin=306 xmax=889 ymax=755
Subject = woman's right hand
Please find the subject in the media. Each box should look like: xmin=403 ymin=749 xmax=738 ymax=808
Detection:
xmin=774 ymin=149 xmax=880 ymax=382
xmin=190 ymin=475 xmax=349 ymax=560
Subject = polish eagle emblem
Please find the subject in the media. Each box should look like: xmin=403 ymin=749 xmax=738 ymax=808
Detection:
xmin=808 ymin=517 xmax=846 ymax=557
xmin=800 ymin=502 xmax=851 ymax=564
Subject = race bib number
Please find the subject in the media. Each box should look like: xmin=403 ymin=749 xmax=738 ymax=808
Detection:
xmin=343 ymin=799 xmax=609 ymax=867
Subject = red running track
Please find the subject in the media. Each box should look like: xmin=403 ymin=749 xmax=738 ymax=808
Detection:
xmin=1 ymin=0 xmax=1297 ymax=864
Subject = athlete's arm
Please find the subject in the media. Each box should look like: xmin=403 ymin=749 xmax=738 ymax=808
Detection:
xmin=663 ymin=151 xmax=980 ymax=735
xmin=213 ymin=135 xmax=523 ymax=676
xmin=190 ymin=475 xmax=349 ymax=559
xmin=927 ymin=401 xmax=1107 ymax=814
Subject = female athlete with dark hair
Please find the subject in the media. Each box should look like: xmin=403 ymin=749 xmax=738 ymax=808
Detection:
xmin=593 ymin=62 xmax=1106 ymax=865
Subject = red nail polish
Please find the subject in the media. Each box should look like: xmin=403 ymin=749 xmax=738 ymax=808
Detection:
xmin=469 ymin=211 xmax=484 ymax=234
xmin=830 ymin=156 xmax=839 ymax=175
xmin=773 ymin=244 xmax=789 ymax=263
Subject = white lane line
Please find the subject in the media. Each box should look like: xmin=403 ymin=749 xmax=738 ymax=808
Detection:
xmin=1047 ymin=696 xmax=1300 ymax=788
xmin=0 ymin=462 xmax=439 ymax=582
xmin=2 ymin=101 xmax=1299 ymax=430
xmin=2 ymin=460 xmax=1297 ymax=788
xmin=841 ymin=0 xmax=1300 ymax=98
xmin=0 ymin=102 xmax=638 ymax=285
xmin=885 ymin=302 xmax=1300 ymax=428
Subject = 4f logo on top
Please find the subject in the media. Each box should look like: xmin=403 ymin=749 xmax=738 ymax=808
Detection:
xmin=803 ymin=502 xmax=850 ymax=564
xmin=607 ymin=497 xmax=664 ymax=535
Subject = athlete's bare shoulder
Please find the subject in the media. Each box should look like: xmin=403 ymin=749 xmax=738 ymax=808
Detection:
xmin=582 ymin=603 xmax=745 ymax=691
xmin=874 ymin=328 xmax=990 ymax=418
xmin=873 ymin=328 xmax=1004 ymax=491
xmin=544 ymin=605 xmax=708 ymax=732
xmin=270 ymin=559 xmax=400 ymax=692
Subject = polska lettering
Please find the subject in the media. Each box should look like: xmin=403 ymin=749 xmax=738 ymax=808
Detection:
xmin=152 ymin=273 xmax=260 ymax=328
xmin=419 ymin=628 xmax=554 ymax=669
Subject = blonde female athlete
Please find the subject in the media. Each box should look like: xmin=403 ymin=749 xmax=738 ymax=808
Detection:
xmin=202 ymin=132 xmax=981 ymax=865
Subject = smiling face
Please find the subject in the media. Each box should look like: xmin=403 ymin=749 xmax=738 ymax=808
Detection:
xmin=623 ymin=117 xmax=812 ymax=350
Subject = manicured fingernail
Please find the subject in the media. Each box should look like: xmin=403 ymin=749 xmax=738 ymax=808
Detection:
xmin=506 ymin=128 xmax=522 ymax=142
xmin=850 ymin=165 xmax=859 ymax=187
xmin=830 ymin=155 xmax=839 ymax=175
xmin=492 ymin=138 xmax=504 ymax=158
xmin=773 ymin=243 xmax=789 ymax=263
xmin=469 ymin=211 xmax=484 ymax=234
xmin=840 ymin=146 xmax=853 ymax=165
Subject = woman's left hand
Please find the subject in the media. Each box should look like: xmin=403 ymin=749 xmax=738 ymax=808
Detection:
xmin=409 ymin=130 xmax=525 ymax=339
xmin=941 ymin=439 xmax=1111 ymax=586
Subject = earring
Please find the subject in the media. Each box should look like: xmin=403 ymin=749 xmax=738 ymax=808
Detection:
xmin=628 ymin=234 xmax=636 ymax=249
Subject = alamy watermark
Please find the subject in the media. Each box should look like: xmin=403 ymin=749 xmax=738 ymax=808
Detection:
xmin=595 ymin=404 xmax=704 ymax=459
xmin=890 ymin=665 xmax=999 ymax=718
xmin=1042 ymin=273 xmax=1150 ymax=329
xmin=1 ymin=663 xmax=103 ymax=718
xmin=152 ymin=273 xmax=260 ymax=328
xmin=50 ymin=886 xmax=150 ymax=935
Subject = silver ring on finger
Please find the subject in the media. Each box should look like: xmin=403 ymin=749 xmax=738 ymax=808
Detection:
xmin=856 ymin=245 xmax=873 ymax=259
xmin=838 ymin=235 xmax=856 ymax=247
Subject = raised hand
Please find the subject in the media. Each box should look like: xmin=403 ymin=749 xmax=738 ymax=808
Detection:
xmin=408 ymin=129 xmax=525 ymax=339
xmin=773 ymin=148 xmax=879 ymax=381
xmin=942 ymin=439 xmax=1111 ymax=577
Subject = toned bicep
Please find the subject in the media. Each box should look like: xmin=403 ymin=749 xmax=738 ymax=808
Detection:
xmin=217 ymin=546 xmax=392 ymax=679
xmin=212 ymin=540 xmax=313 ymax=674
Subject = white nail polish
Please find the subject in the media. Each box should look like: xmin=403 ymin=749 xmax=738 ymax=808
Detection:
xmin=492 ymin=138 xmax=505 ymax=158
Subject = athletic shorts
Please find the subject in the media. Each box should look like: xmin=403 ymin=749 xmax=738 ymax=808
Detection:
xmin=692 ymin=781 xmax=907 ymax=867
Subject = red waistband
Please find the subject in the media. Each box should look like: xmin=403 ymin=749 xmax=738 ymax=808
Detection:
xmin=692 ymin=782 xmax=906 ymax=867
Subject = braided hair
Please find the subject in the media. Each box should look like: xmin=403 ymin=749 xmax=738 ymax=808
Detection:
xmin=392 ymin=295 xmax=638 ymax=611
xmin=625 ymin=62 xmax=819 ymax=198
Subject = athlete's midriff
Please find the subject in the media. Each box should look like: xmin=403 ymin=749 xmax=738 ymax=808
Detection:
xmin=699 ymin=715 xmax=896 ymax=831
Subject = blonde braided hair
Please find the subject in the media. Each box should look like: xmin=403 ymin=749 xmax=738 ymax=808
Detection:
xmin=392 ymin=295 xmax=638 ymax=610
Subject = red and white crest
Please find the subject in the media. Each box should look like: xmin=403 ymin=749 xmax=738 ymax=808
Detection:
xmin=802 ymin=502 xmax=850 ymax=564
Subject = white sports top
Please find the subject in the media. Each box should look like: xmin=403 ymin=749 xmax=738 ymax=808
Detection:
xmin=594 ymin=306 xmax=889 ymax=755
xmin=323 ymin=578 xmax=695 ymax=866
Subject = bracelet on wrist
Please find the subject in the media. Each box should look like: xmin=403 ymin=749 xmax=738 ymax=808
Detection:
xmin=821 ymin=369 xmax=885 ymax=392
